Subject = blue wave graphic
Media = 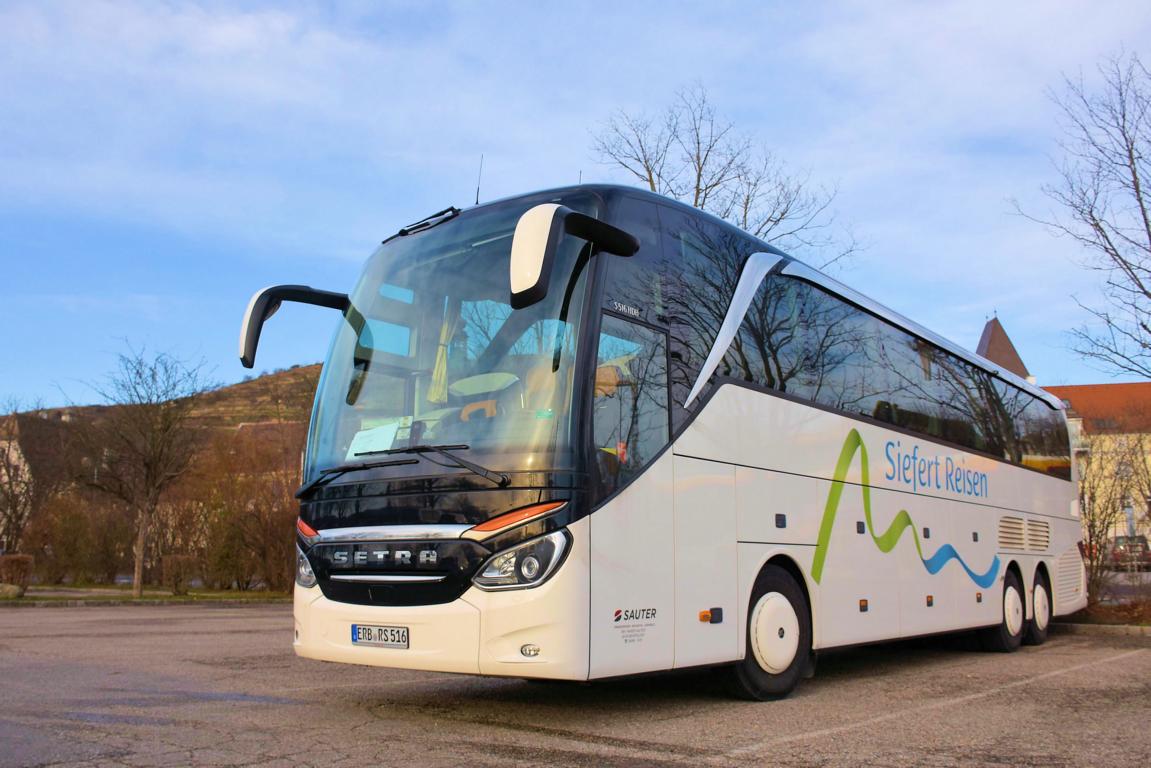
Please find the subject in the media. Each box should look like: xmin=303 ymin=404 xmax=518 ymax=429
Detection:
xmin=922 ymin=545 xmax=1000 ymax=588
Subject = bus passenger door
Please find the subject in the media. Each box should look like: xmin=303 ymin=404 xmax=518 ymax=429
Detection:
xmin=588 ymin=314 xmax=675 ymax=677
xmin=673 ymin=456 xmax=738 ymax=667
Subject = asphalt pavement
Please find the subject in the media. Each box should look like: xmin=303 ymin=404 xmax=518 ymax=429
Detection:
xmin=1 ymin=605 xmax=1148 ymax=767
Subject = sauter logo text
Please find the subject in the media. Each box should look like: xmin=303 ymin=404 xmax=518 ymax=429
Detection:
xmin=614 ymin=608 xmax=657 ymax=622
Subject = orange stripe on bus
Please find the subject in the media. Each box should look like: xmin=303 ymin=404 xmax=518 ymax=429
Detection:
xmin=470 ymin=501 xmax=566 ymax=533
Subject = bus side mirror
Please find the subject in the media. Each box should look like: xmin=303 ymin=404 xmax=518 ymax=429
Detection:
xmin=509 ymin=204 xmax=640 ymax=309
xmin=239 ymin=285 xmax=350 ymax=368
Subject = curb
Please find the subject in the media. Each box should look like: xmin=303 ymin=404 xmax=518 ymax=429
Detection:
xmin=0 ymin=598 xmax=291 ymax=608
xmin=1052 ymin=622 xmax=1151 ymax=639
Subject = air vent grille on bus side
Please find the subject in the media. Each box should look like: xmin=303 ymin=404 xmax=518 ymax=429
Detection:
xmin=998 ymin=516 xmax=1025 ymax=549
xmin=1025 ymin=519 xmax=1051 ymax=551
xmin=1055 ymin=549 xmax=1084 ymax=606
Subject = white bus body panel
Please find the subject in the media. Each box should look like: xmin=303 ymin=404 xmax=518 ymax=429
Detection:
xmin=588 ymin=452 xmax=676 ymax=677
xmin=669 ymin=385 xmax=1085 ymax=647
xmin=586 ymin=452 xmax=743 ymax=677
xmin=473 ymin=515 xmax=591 ymax=679
xmin=672 ymin=456 xmax=738 ymax=667
xmin=813 ymin=475 xmax=906 ymax=646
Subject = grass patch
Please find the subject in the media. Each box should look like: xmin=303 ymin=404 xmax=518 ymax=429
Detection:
xmin=15 ymin=586 xmax=290 ymax=602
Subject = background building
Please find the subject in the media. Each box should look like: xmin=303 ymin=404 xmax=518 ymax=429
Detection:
xmin=1043 ymin=382 xmax=1151 ymax=541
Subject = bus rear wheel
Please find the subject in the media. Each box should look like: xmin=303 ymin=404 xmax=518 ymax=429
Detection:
xmin=980 ymin=569 xmax=1024 ymax=652
xmin=726 ymin=564 xmax=811 ymax=700
xmin=1023 ymin=572 xmax=1051 ymax=646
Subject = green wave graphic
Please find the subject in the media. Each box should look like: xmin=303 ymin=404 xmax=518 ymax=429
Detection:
xmin=810 ymin=428 xmax=1000 ymax=589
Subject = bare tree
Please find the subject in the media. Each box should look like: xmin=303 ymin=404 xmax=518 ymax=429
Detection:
xmin=0 ymin=402 xmax=35 ymax=554
xmin=1026 ymin=54 xmax=1151 ymax=376
xmin=1128 ymin=431 xmax=1151 ymax=535
xmin=78 ymin=350 xmax=209 ymax=597
xmin=190 ymin=420 xmax=302 ymax=592
xmin=1076 ymin=430 xmax=1145 ymax=601
xmin=593 ymin=84 xmax=855 ymax=268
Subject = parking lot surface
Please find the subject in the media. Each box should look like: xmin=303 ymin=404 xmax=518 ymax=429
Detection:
xmin=1 ymin=605 xmax=1148 ymax=767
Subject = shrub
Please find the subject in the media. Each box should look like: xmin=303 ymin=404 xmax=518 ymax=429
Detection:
xmin=0 ymin=554 xmax=34 ymax=597
xmin=161 ymin=554 xmax=198 ymax=596
xmin=202 ymin=510 xmax=259 ymax=591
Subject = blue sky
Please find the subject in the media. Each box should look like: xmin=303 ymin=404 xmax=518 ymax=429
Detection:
xmin=3 ymin=0 xmax=1150 ymax=406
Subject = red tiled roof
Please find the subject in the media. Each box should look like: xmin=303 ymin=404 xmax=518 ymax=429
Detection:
xmin=1044 ymin=382 xmax=1151 ymax=433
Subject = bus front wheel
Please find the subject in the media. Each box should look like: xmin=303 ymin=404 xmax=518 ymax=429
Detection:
xmin=980 ymin=569 xmax=1025 ymax=652
xmin=726 ymin=564 xmax=811 ymax=700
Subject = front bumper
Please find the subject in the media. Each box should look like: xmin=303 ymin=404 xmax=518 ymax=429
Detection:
xmin=294 ymin=584 xmax=482 ymax=674
xmin=293 ymin=518 xmax=590 ymax=679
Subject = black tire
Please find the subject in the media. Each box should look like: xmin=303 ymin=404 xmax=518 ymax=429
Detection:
xmin=980 ymin=569 xmax=1025 ymax=652
xmin=1023 ymin=571 xmax=1051 ymax=646
xmin=726 ymin=564 xmax=811 ymax=700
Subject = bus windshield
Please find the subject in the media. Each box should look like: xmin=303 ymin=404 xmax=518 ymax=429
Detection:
xmin=304 ymin=193 xmax=598 ymax=483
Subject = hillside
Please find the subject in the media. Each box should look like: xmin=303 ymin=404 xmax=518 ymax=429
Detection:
xmin=22 ymin=364 xmax=322 ymax=437
xmin=191 ymin=364 xmax=321 ymax=429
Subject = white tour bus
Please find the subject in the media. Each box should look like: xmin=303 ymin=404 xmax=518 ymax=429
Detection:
xmin=240 ymin=185 xmax=1086 ymax=699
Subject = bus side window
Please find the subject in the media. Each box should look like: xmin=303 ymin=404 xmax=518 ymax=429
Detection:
xmin=592 ymin=314 xmax=670 ymax=499
xmin=657 ymin=206 xmax=757 ymax=427
xmin=603 ymin=195 xmax=666 ymax=326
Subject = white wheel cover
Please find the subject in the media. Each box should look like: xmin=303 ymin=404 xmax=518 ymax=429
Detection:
xmin=1004 ymin=583 xmax=1024 ymax=637
xmin=751 ymin=591 xmax=800 ymax=674
xmin=1034 ymin=582 xmax=1050 ymax=632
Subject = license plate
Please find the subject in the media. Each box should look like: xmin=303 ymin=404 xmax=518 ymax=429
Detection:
xmin=351 ymin=624 xmax=409 ymax=649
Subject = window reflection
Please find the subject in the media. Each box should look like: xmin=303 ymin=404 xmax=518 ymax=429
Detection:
xmin=711 ymin=273 xmax=1071 ymax=478
xmin=305 ymin=194 xmax=596 ymax=480
xmin=593 ymin=315 xmax=670 ymax=498
xmin=602 ymin=193 xmax=1070 ymax=480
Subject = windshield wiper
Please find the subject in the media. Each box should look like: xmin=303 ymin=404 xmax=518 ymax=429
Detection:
xmin=295 ymin=457 xmax=419 ymax=499
xmin=356 ymin=443 xmax=510 ymax=488
xmin=396 ymin=207 xmax=460 ymax=237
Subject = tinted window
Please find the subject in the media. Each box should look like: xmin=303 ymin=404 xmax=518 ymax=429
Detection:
xmin=714 ymin=274 xmax=1071 ymax=475
xmin=719 ymin=276 xmax=864 ymax=403
xmin=602 ymin=196 xmax=666 ymax=326
xmin=1016 ymin=393 xmax=1072 ymax=479
xmin=305 ymin=193 xmax=598 ymax=480
xmin=360 ymin=318 xmax=413 ymax=357
xmin=865 ymin=329 xmax=1007 ymax=456
xmin=659 ymin=207 xmax=759 ymax=425
xmin=592 ymin=314 xmax=670 ymax=499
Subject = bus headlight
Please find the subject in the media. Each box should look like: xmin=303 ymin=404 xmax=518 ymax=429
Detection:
xmin=296 ymin=545 xmax=317 ymax=588
xmin=472 ymin=530 xmax=569 ymax=590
